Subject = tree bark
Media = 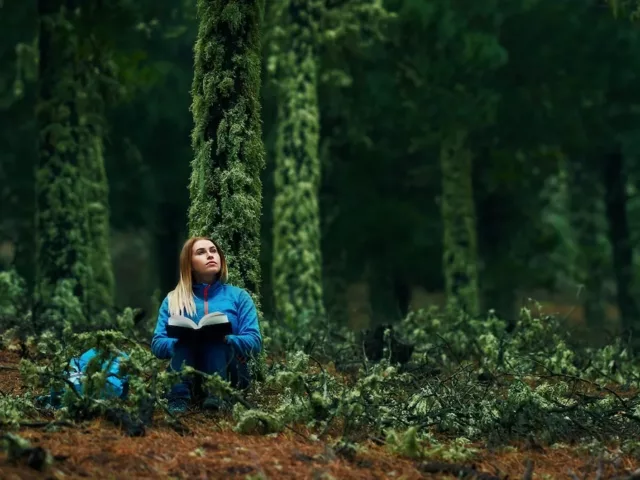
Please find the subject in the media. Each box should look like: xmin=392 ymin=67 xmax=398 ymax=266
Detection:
xmin=603 ymin=150 xmax=639 ymax=339
xmin=440 ymin=130 xmax=480 ymax=317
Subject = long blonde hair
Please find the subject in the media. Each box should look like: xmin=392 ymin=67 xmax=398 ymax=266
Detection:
xmin=167 ymin=236 xmax=228 ymax=316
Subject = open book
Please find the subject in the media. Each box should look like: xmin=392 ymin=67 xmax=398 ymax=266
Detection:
xmin=166 ymin=312 xmax=232 ymax=342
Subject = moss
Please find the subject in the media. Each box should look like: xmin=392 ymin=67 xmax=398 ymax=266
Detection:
xmin=440 ymin=130 xmax=480 ymax=317
xmin=35 ymin=2 xmax=92 ymax=331
xmin=82 ymin=134 xmax=115 ymax=316
xmin=271 ymin=0 xmax=325 ymax=326
xmin=188 ymin=0 xmax=266 ymax=300
xmin=35 ymin=2 xmax=115 ymax=331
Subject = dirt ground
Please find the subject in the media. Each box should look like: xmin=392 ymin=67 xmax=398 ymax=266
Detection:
xmin=1 ymin=350 xmax=639 ymax=479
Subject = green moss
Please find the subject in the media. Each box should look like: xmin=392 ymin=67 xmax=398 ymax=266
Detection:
xmin=35 ymin=3 xmax=90 ymax=331
xmin=271 ymin=0 xmax=325 ymax=326
xmin=188 ymin=0 xmax=266 ymax=300
xmin=440 ymin=130 xmax=480 ymax=317
xmin=82 ymin=134 xmax=115 ymax=316
xmin=35 ymin=2 xmax=115 ymax=332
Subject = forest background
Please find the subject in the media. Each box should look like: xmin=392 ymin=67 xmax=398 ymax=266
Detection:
xmin=4 ymin=0 xmax=640 ymax=341
xmin=4 ymin=0 xmax=640 ymax=477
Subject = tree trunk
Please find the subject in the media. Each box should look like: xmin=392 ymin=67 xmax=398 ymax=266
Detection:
xmin=474 ymin=165 xmax=517 ymax=325
xmin=34 ymin=0 xmax=91 ymax=331
xmin=603 ymin=151 xmax=639 ymax=339
xmin=188 ymin=0 xmax=266 ymax=300
xmin=155 ymin=201 xmax=183 ymax=295
xmin=566 ymin=158 xmax=607 ymax=329
xmin=440 ymin=130 xmax=480 ymax=317
xmin=82 ymin=133 xmax=115 ymax=317
xmin=272 ymin=0 xmax=325 ymax=326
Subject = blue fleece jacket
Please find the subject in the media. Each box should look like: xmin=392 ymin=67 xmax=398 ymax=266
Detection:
xmin=151 ymin=281 xmax=262 ymax=361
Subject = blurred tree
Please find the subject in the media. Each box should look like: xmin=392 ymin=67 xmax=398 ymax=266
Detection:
xmin=395 ymin=0 xmax=509 ymax=317
xmin=269 ymin=0 xmax=326 ymax=327
xmin=34 ymin=0 xmax=143 ymax=329
xmin=266 ymin=0 xmax=391 ymax=326
xmin=0 ymin=1 xmax=37 ymax=284
xmin=35 ymin=0 xmax=94 ymax=329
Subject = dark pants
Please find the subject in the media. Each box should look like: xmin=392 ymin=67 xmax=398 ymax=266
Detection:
xmin=168 ymin=341 xmax=250 ymax=401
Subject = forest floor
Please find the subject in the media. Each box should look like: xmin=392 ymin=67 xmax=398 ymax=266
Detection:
xmin=1 ymin=349 xmax=638 ymax=479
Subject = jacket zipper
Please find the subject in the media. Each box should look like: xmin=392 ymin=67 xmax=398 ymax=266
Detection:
xmin=203 ymin=284 xmax=210 ymax=315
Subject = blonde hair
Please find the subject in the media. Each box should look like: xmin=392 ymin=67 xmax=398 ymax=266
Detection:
xmin=167 ymin=236 xmax=228 ymax=316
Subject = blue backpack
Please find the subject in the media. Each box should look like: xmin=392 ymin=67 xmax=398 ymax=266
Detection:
xmin=67 ymin=348 xmax=129 ymax=398
xmin=39 ymin=348 xmax=129 ymax=408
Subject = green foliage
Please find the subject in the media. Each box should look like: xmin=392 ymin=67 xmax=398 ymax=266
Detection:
xmin=1 ymin=292 xmax=640 ymax=469
xmin=0 ymin=270 xmax=28 ymax=330
xmin=188 ymin=0 xmax=266 ymax=298
xmin=249 ymin=304 xmax=640 ymax=450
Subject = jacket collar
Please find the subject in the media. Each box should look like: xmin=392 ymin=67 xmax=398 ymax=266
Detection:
xmin=192 ymin=280 xmax=222 ymax=298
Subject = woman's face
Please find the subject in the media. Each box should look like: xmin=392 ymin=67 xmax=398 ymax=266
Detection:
xmin=191 ymin=239 xmax=221 ymax=280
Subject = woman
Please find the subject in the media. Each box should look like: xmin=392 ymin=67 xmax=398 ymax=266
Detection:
xmin=151 ymin=236 xmax=262 ymax=413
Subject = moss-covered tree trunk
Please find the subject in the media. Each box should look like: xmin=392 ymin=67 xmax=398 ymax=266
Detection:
xmin=566 ymin=158 xmax=607 ymax=328
xmin=35 ymin=0 xmax=91 ymax=330
xmin=440 ymin=130 xmax=480 ymax=317
xmin=272 ymin=0 xmax=325 ymax=326
xmin=82 ymin=133 xmax=115 ymax=316
xmin=188 ymin=0 xmax=266 ymax=298
xmin=35 ymin=0 xmax=115 ymax=331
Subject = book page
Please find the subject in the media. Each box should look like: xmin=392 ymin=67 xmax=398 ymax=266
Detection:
xmin=168 ymin=315 xmax=198 ymax=329
xmin=200 ymin=312 xmax=229 ymax=326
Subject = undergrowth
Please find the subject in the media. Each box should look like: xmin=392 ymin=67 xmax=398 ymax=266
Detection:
xmin=1 ymin=275 xmax=640 ymax=474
